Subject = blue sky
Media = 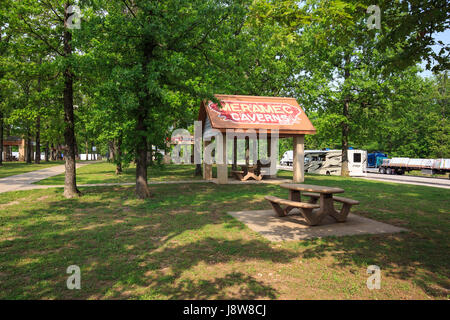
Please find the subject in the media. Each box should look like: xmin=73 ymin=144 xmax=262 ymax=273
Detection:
xmin=419 ymin=29 xmax=450 ymax=78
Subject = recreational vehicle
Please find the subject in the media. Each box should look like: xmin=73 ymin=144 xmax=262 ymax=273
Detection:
xmin=280 ymin=150 xmax=294 ymax=166
xmin=304 ymin=149 xmax=367 ymax=176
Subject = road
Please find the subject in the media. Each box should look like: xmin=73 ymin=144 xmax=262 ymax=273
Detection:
xmin=277 ymin=166 xmax=450 ymax=189
xmin=362 ymin=172 xmax=450 ymax=189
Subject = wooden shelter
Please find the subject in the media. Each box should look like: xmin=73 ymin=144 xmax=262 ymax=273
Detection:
xmin=2 ymin=136 xmax=26 ymax=161
xmin=198 ymin=94 xmax=316 ymax=184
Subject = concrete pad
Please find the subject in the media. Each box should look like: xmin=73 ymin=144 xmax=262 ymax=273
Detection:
xmin=228 ymin=209 xmax=407 ymax=241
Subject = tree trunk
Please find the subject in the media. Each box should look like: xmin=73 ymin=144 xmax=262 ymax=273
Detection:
xmin=135 ymin=111 xmax=150 ymax=198
xmin=108 ymin=140 xmax=114 ymax=162
xmin=85 ymin=139 xmax=89 ymax=161
xmin=35 ymin=115 xmax=41 ymax=164
xmin=341 ymin=52 xmax=351 ymax=177
xmin=45 ymin=142 xmax=49 ymax=162
xmin=0 ymin=111 xmax=3 ymax=166
xmin=341 ymin=98 xmax=350 ymax=176
xmin=115 ymin=136 xmax=123 ymax=175
xmin=134 ymin=40 xmax=153 ymax=199
xmin=26 ymin=128 xmax=32 ymax=164
xmin=51 ymin=144 xmax=55 ymax=161
xmin=35 ymin=70 xmax=42 ymax=164
xmin=63 ymin=4 xmax=80 ymax=198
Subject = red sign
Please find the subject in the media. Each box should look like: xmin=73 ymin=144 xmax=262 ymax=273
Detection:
xmin=170 ymin=136 xmax=194 ymax=144
xmin=208 ymin=100 xmax=301 ymax=125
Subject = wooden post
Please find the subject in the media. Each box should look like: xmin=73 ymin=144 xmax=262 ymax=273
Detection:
xmin=232 ymin=137 xmax=237 ymax=170
xmin=293 ymin=135 xmax=304 ymax=183
xmin=217 ymin=135 xmax=228 ymax=184
xmin=203 ymin=140 xmax=212 ymax=180
xmin=267 ymin=134 xmax=276 ymax=178
xmin=245 ymin=136 xmax=249 ymax=168
xmin=19 ymin=139 xmax=25 ymax=161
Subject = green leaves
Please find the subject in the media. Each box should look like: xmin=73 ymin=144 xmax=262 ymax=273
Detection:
xmin=2 ymin=0 xmax=447 ymax=168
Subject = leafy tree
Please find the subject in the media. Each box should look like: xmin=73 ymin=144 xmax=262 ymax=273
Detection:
xmin=377 ymin=0 xmax=449 ymax=73
xmin=0 ymin=0 xmax=14 ymax=166
xmin=80 ymin=0 xmax=256 ymax=198
xmin=428 ymin=72 xmax=449 ymax=158
xmin=260 ymin=0 xmax=449 ymax=173
xmin=9 ymin=0 xmax=84 ymax=197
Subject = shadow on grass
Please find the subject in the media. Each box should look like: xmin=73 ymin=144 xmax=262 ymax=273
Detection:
xmin=0 ymin=182 xmax=448 ymax=299
xmin=0 ymin=186 xmax=294 ymax=299
xmin=300 ymin=233 xmax=449 ymax=298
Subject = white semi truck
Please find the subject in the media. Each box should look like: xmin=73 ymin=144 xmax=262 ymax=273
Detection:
xmin=378 ymin=158 xmax=450 ymax=176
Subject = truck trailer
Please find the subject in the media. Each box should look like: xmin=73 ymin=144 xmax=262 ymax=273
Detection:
xmin=379 ymin=158 xmax=450 ymax=175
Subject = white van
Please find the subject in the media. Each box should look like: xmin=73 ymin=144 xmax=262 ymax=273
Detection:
xmin=304 ymin=149 xmax=367 ymax=176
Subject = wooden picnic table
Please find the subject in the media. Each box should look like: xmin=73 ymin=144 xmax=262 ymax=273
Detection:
xmin=278 ymin=183 xmax=346 ymax=225
xmin=240 ymin=164 xmax=257 ymax=172
xmin=280 ymin=183 xmax=345 ymax=195
xmin=232 ymin=164 xmax=262 ymax=181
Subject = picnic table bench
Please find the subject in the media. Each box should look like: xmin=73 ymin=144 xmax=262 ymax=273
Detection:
xmin=264 ymin=183 xmax=359 ymax=226
xmin=232 ymin=164 xmax=263 ymax=181
xmin=302 ymin=192 xmax=360 ymax=222
xmin=264 ymin=196 xmax=320 ymax=218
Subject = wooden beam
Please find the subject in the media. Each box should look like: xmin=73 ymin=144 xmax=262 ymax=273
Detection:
xmin=217 ymin=135 xmax=228 ymax=184
xmin=232 ymin=137 xmax=237 ymax=170
xmin=245 ymin=136 xmax=249 ymax=167
xmin=293 ymin=135 xmax=304 ymax=183
xmin=203 ymin=140 xmax=212 ymax=180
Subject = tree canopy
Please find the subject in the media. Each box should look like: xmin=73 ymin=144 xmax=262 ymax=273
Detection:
xmin=1 ymin=0 xmax=448 ymax=197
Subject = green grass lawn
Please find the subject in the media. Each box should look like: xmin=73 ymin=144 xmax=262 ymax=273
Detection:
xmin=35 ymin=162 xmax=203 ymax=185
xmin=1 ymin=169 xmax=449 ymax=299
xmin=0 ymin=161 xmax=65 ymax=179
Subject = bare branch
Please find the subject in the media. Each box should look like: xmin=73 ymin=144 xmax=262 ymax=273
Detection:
xmin=41 ymin=0 xmax=64 ymax=23
xmin=18 ymin=14 xmax=64 ymax=56
xmin=121 ymin=0 xmax=145 ymax=28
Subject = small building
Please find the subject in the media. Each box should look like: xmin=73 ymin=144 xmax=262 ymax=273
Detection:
xmin=2 ymin=136 xmax=26 ymax=161
xmin=198 ymin=94 xmax=316 ymax=183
